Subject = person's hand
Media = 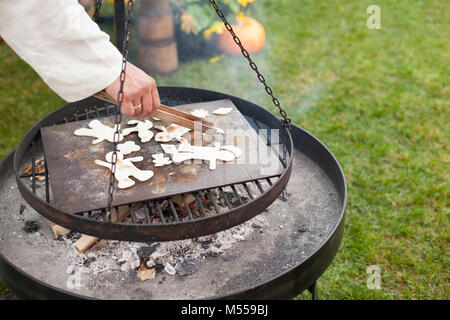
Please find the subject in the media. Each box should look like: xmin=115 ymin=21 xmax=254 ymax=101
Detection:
xmin=104 ymin=62 xmax=160 ymax=119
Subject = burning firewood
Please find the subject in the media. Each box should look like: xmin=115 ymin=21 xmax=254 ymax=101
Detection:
xmin=23 ymin=158 xmax=46 ymax=181
xmin=171 ymin=194 xmax=196 ymax=208
xmin=75 ymin=204 xmax=142 ymax=253
xmin=50 ymin=222 xmax=71 ymax=237
xmin=137 ymin=260 xmax=156 ymax=281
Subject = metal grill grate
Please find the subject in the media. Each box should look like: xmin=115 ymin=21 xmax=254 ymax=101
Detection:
xmin=14 ymin=87 xmax=293 ymax=242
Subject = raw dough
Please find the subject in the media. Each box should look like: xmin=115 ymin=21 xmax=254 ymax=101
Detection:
xmin=160 ymin=144 xmax=178 ymax=154
xmin=117 ymin=141 xmax=140 ymax=155
xmin=152 ymin=153 xmax=172 ymax=167
xmin=173 ymin=142 xmax=237 ymax=170
xmin=95 ymin=151 xmax=154 ymax=189
xmin=122 ymin=120 xmax=154 ymax=143
xmin=219 ymin=145 xmax=242 ymax=158
xmin=213 ymin=107 xmax=233 ymax=115
xmin=74 ymin=119 xmax=123 ymax=144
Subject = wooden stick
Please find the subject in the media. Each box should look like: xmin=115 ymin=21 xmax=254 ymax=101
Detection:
xmin=93 ymin=90 xmax=216 ymax=133
xmin=152 ymin=107 xmax=216 ymax=133
xmin=93 ymin=90 xmax=116 ymax=104
xmin=157 ymin=104 xmax=214 ymax=127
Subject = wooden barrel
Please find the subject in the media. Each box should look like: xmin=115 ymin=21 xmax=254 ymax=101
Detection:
xmin=138 ymin=0 xmax=178 ymax=75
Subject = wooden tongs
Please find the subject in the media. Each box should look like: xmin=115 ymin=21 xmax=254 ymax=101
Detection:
xmin=94 ymin=90 xmax=216 ymax=133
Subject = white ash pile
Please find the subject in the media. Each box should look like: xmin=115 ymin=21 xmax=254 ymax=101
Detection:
xmin=50 ymin=186 xmax=270 ymax=281
xmin=66 ymin=213 xmax=268 ymax=281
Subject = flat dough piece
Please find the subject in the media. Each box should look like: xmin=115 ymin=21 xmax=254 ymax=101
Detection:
xmin=95 ymin=151 xmax=154 ymax=189
xmin=152 ymin=153 xmax=172 ymax=167
xmin=220 ymin=145 xmax=242 ymax=158
xmin=122 ymin=120 xmax=154 ymax=143
xmin=117 ymin=141 xmax=140 ymax=155
xmin=190 ymin=109 xmax=209 ymax=119
xmin=213 ymin=107 xmax=233 ymax=115
xmin=74 ymin=119 xmax=123 ymax=144
xmin=160 ymin=144 xmax=178 ymax=154
xmin=173 ymin=142 xmax=236 ymax=170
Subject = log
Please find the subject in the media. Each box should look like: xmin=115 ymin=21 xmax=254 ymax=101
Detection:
xmin=50 ymin=222 xmax=71 ymax=237
xmin=75 ymin=203 xmax=142 ymax=253
xmin=75 ymin=234 xmax=99 ymax=254
xmin=138 ymin=0 xmax=178 ymax=75
xmin=171 ymin=194 xmax=196 ymax=208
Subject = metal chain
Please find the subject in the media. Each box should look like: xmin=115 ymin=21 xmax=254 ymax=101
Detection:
xmin=94 ymin=0 xmax=135 ymax=219
xmin=207 ymin=0 xmax=291 ymax=128
xmin=208 ymin=0 xmax=291 ymax=201
xmin=92 ymin=0 xmax=103 ymax=22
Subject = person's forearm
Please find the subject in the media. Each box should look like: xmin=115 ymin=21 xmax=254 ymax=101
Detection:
xmin=0 ymin=0 xmax=122 ymax=102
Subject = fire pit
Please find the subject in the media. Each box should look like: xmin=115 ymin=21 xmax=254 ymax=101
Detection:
xmin=0 ymin=87 xmax=346 ymax=299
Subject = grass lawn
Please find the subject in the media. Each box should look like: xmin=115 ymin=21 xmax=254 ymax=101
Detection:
xmin=0 ymin=0 xmax=448 ymax=299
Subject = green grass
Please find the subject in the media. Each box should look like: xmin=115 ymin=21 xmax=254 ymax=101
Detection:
xmin=0 ymin=0 xmax=448 ymax=299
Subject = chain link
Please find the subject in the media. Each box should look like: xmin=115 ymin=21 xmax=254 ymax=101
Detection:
xmin=92 ymin=0 xmax=103 ymax=23
xmin=94 ymin=0 xmax=135 ymax=219
xmin=207 ymin=0 xmax=291 ymax=128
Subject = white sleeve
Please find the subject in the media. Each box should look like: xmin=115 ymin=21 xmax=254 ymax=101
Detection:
xmin=0 ymin=0 xmax=123 ymax=102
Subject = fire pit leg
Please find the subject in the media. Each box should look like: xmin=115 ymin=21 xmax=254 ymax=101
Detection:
xmin=308 ymin=281 xmax=318 ymax=300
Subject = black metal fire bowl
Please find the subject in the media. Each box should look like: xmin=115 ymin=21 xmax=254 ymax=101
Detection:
xmin=0 ymin=88 xmax=346 ymax=299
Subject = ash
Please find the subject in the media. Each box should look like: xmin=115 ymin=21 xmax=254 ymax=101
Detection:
xmin=69 ymin=211 xmax=268 ymax=280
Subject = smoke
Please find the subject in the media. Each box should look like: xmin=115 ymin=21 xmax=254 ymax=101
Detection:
xmin=126 ymin=1 xmax=329 ymax=121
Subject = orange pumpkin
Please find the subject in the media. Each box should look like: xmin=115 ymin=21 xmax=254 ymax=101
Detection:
xmin=216 ymin=16 xmax=266 ymax=56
